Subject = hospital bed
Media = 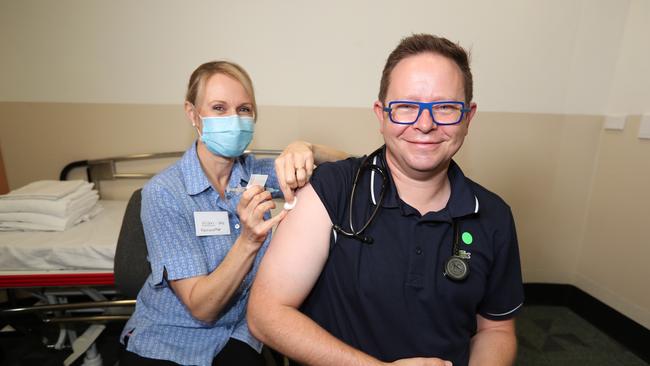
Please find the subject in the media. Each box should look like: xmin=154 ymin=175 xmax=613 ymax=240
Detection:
xmin=0 ymin=149 xmax=281 ymax=366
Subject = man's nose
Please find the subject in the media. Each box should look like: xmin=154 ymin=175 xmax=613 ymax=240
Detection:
xmin=414 ymin=107 xmax=437 ymax=132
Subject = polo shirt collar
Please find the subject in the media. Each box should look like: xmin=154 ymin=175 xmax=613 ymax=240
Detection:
xmin=369 ymin=149 xmax=479 ymax=218
xmin=181 ymin=141 xmax=248 ymax=196
xmin=446 ymin=160 xmax=480 ymax=218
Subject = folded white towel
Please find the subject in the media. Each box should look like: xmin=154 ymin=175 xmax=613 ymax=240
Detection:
xmin=0 ymin=202 xmax=103 ymax=232
xmin=0 ymin=188 xmax=98 ymax=217
xmin=0 ymin=180 xmax=90 ymax=201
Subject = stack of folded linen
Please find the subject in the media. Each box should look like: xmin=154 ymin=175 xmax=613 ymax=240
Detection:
xmin=0 ymin=180 xmax=102 ymax=231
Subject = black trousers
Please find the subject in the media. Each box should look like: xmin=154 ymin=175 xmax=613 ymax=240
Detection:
xmin=119 ymin=337 xmax=265 ymax=366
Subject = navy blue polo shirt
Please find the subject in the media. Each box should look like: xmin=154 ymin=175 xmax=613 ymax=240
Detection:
xmin=302 ymin=149 xmax=524 ymax=366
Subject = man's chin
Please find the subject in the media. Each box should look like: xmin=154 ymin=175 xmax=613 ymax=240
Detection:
xmin=408 ymin=156 xmax=450 ymax=174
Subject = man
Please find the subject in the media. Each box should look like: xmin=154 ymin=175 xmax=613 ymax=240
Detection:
xmin=248 ymin=34 xmax=524 ymax=366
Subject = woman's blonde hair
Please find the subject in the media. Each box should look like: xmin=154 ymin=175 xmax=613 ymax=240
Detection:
xmin=185 ymin=61 xmax=257 ymax=119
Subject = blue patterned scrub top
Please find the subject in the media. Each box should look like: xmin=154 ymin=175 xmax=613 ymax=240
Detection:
xmin=120 ymin=142 xmax=281 ymax=366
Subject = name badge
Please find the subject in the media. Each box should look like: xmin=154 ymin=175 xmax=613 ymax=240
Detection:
xmin=194 ymin=211 xmax=230 ymax=236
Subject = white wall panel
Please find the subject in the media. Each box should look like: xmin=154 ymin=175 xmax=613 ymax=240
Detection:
xmin=0 ymin=0 xmax=642 ymax=114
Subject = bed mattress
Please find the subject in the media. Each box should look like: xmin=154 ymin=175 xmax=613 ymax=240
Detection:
xmin=0 ymin=200 xmax=127 ymax=287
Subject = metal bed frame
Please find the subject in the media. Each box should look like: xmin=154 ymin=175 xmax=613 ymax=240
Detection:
xmin=60 ymin=149 xmax=282 ymax=197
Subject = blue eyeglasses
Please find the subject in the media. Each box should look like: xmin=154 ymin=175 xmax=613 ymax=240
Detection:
xmin=383 ymin=100 xmax=471 ymax=125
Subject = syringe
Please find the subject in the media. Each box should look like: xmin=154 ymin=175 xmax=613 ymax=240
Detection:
xmin=226 ymin=186 xmax=280 ymax=194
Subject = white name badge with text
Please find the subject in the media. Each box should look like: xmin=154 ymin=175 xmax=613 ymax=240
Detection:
xmin=194 ymin=211 xmax=230 ymax=236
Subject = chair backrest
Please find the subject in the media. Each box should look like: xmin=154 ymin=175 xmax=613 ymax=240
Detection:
xmin=114 ymin=188 xmax=150 ymax=299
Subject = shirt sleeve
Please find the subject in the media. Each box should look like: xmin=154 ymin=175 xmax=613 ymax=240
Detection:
xmin=140 ymin=182 xmax=210 ymax=286
xmin=309 ymin=158 xmax=359 ymax=228
xmin=477 ymin=209 xmax=525 ymax=320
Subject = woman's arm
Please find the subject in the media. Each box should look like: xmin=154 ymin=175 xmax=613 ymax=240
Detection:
xmin=275 ymin=141 xmax=349 ymax=202
xmin=168 ymin=186 xmax=286 ymax=323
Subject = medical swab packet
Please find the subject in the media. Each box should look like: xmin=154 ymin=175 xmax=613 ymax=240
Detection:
xmin=227 ymin=173 xmax=277 ymax=194
xmin=229 ymin=173 xmax=298 ymax=210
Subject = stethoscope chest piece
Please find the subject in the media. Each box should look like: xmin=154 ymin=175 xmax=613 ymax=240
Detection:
xmin=444 ymin=256 xmax=469 ymax=281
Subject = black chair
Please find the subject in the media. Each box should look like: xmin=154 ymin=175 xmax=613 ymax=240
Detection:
xmin=114 ymin=188 xmax=150 ymax=299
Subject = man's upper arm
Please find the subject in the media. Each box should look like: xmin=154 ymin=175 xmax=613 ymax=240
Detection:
xmin=476 ymin=314 xmax=515 ymax=334
xmin=251 ymin=183 xmax=332 ymax=308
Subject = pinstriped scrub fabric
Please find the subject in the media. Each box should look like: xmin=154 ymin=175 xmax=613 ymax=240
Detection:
xmin=120 ymin=142 xmax=280 ymax=366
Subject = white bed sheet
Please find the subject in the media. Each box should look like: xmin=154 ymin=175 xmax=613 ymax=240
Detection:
xmin=0 ymin=200 xmax=127 ymax=271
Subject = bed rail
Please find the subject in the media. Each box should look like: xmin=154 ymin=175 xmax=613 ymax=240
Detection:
xmin=59 ymin=149 xmax=282 ymax=196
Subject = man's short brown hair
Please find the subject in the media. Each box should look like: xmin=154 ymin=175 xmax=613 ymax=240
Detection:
xmin=378 ymin=34 xmax=473 ymax=104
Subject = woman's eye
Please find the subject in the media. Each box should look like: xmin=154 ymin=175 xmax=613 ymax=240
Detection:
xmin=238 ymin=106 xmax=254 ymax=115
xmin=211 ymin=105 xmax=225 ymax=111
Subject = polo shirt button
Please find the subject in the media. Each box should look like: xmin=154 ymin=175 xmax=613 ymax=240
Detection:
xmin=235 ymin=224 xmax=240 ymax=229
xmin=415 ymin=247 xmax=422 ymax=255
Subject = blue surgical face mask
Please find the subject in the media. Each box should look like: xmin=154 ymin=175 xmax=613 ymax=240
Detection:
xmin=197 ymin=115 xmax=255 ymax=157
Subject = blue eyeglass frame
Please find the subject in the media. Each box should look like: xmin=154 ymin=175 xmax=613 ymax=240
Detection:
xmin=382 ymin=100 xmax=471 ymax=125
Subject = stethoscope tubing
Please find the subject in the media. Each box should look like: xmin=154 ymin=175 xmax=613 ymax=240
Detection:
xmin=332 ymin=145 xmax=470 ymax=281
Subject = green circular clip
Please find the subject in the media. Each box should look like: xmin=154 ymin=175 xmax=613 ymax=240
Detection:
xmin=461 ymin=232 xmax=473 ymax=245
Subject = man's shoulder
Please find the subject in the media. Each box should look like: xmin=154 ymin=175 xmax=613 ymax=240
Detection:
xmin=312 ymin=156 xmax=362 ymax=181
xmin=465 ymin=177 xmax=512 ymax=215
xmin=309 ymin=157 xmax=363 ymax=210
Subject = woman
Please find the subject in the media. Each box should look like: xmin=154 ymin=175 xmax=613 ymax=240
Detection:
xmin=119 ymin=61 xmax=347 ymax=366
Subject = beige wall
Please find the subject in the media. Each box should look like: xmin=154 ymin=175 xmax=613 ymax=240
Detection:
xmin=4 ymin=103 xmax=649 ymax=330
xmin=576 ymin=117 xmax=650 ymax=328
xmin=0 ymin=145 xmax=8 ymax=194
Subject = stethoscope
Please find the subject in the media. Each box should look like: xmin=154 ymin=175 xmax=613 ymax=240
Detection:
xmin=332 ymin=146 xmax=470 ymax=281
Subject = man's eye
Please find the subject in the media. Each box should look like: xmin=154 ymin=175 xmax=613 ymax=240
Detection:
xmin=435 ymin=104 xmax=460 ymax=111
xmin=395 ymin=104 xmax=418 ymax=110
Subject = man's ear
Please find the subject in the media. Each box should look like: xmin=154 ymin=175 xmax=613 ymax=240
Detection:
xmin=465 ymin=102 xmax=477 ymax=130
xmin=373 ymin=100 xmax=386 ymax=134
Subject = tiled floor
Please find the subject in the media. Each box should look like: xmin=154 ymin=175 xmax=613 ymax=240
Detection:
xmin=516 ymin=306 xmax=648 ymax=366
xmin=0 ymin=305 xmax=647 ymax=365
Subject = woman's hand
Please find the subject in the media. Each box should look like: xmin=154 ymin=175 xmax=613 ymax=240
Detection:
xmin=168 ymin=185 xmax=287 ymax=323
xmin=275 ymin=141 xmax=315 ymax=204
xmin=237 ymin=185 xmax=287 ymax=250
